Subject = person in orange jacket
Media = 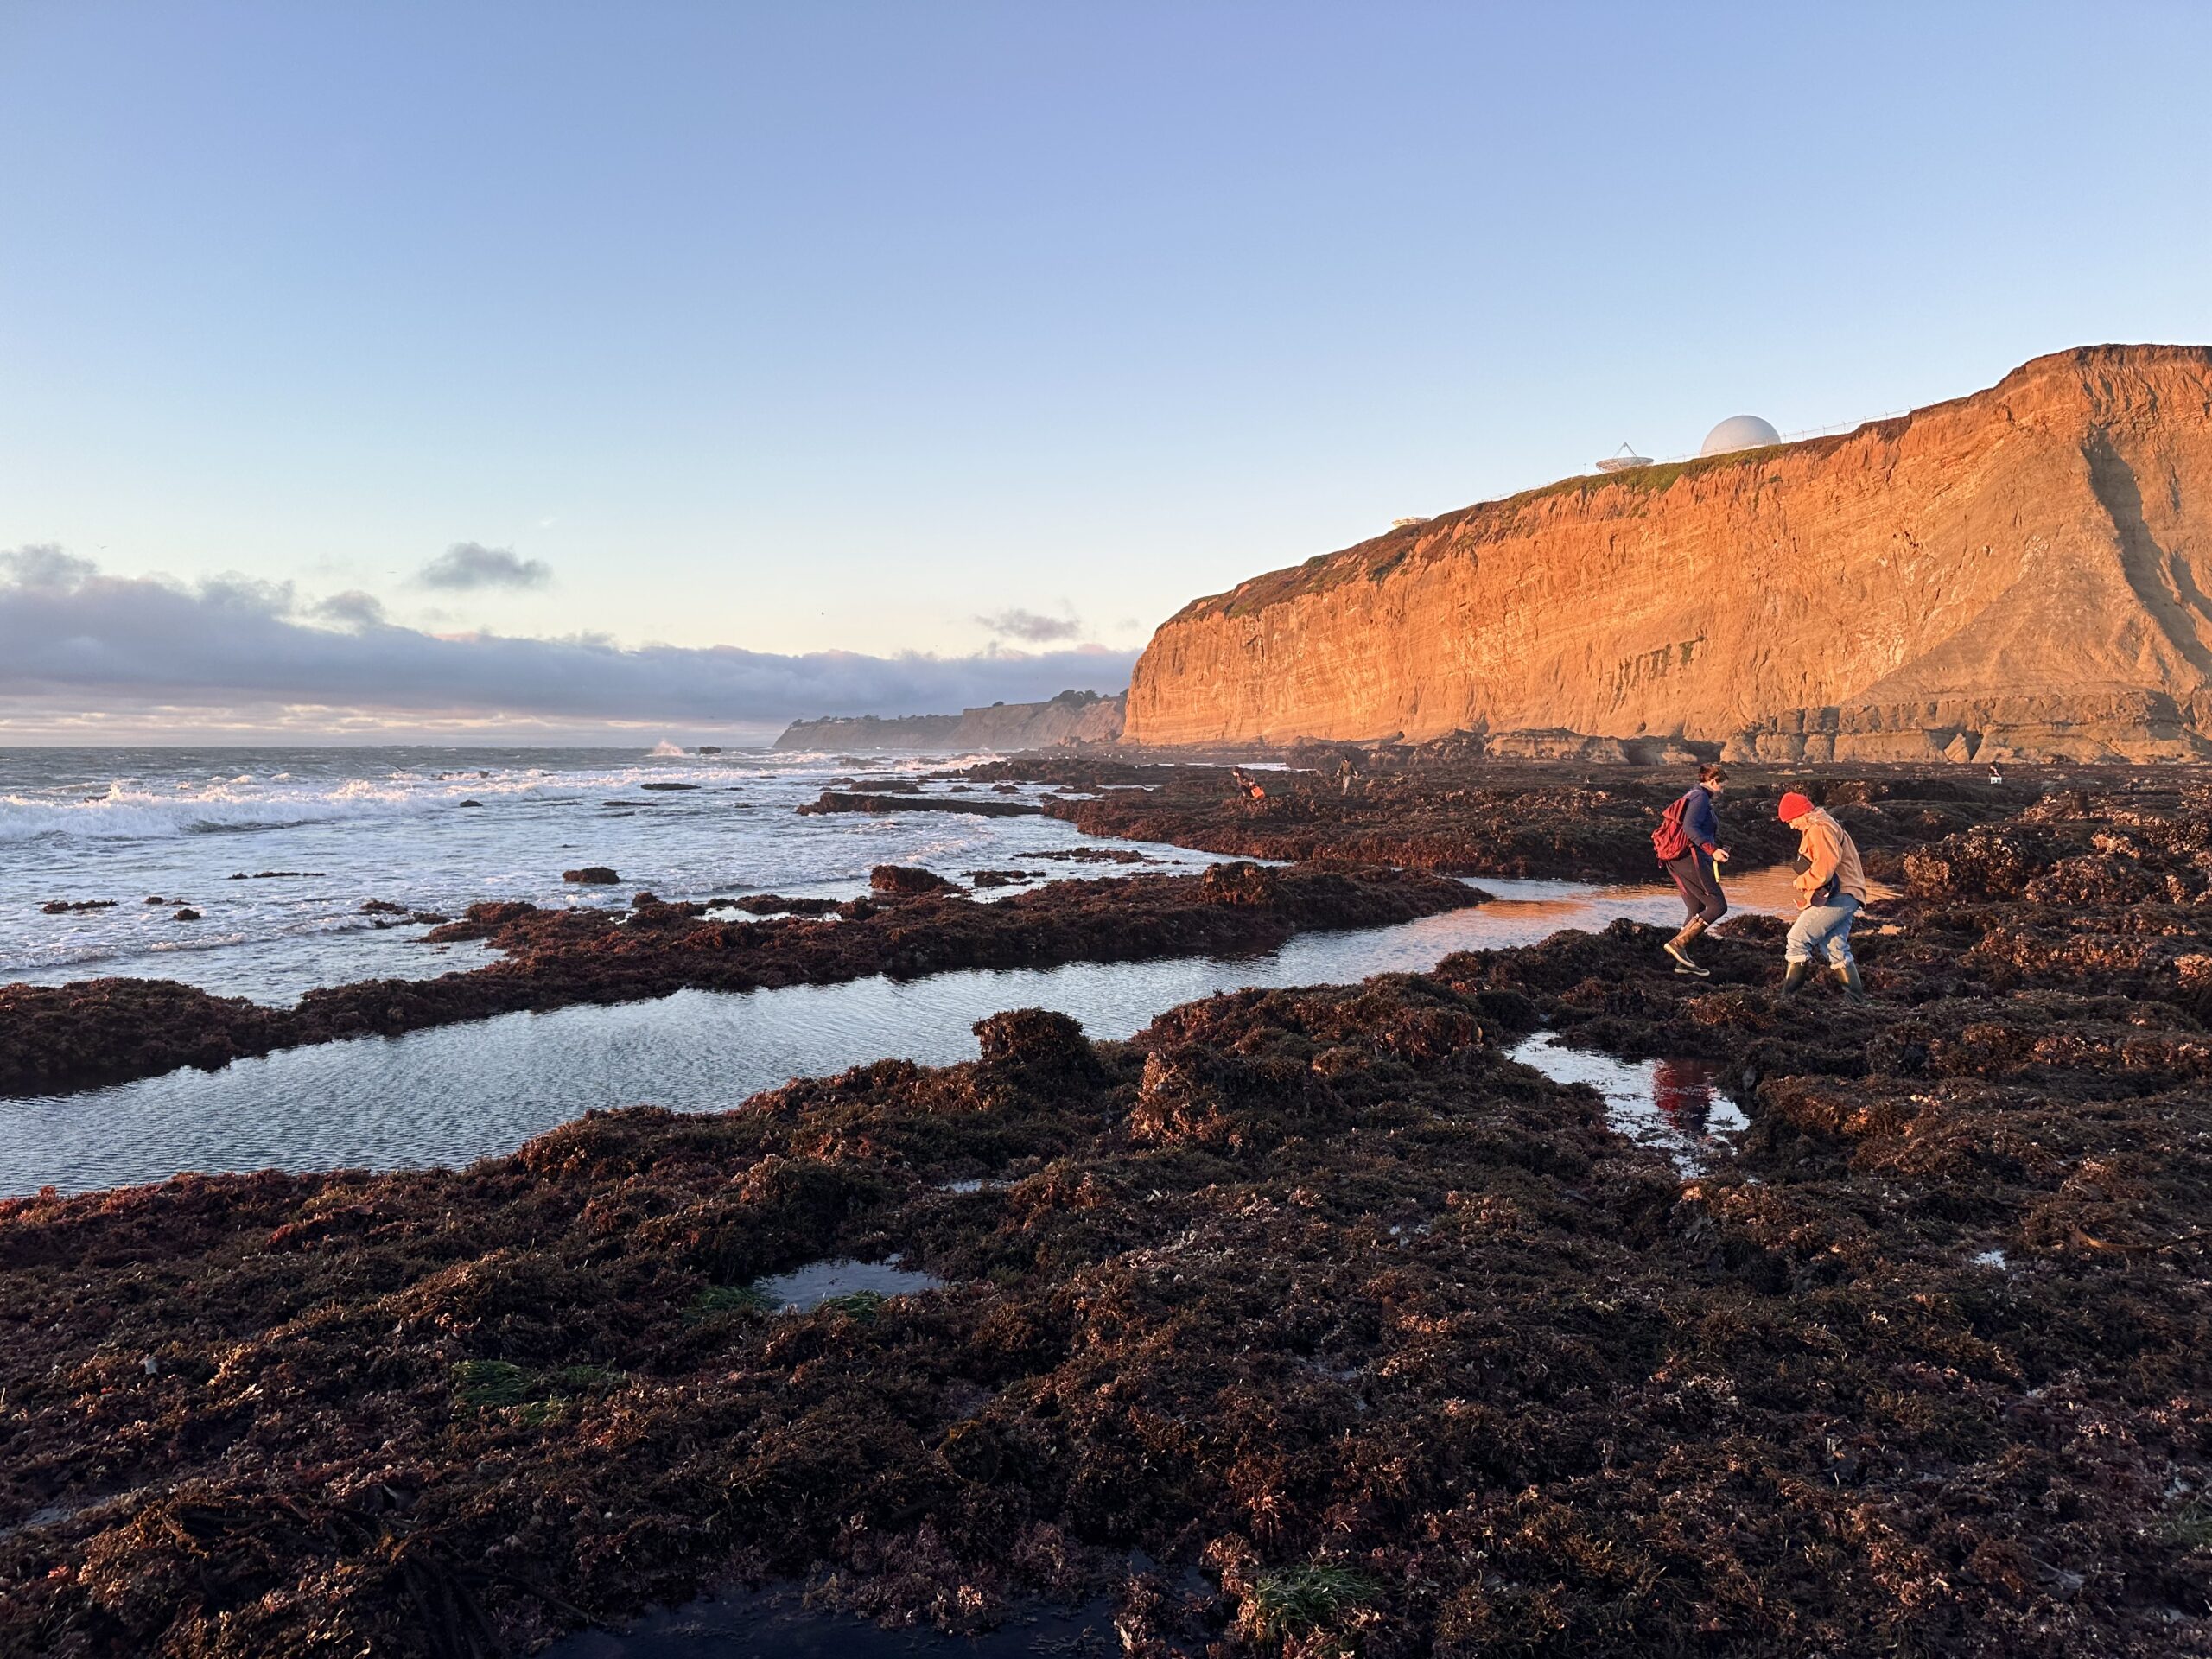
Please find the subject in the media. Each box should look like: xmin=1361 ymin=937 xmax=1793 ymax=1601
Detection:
xmin=1777 ymin=790 xmax=1870 ymax=998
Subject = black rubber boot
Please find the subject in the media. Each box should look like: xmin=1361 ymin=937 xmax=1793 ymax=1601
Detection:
xmin=1664 ymin=918 xmax=1710 ymax=977
xmin=1834 ymin=961 xmax=1866 ymax=1001
xmin=1781 ymin=960 xmax=1812 ymax=996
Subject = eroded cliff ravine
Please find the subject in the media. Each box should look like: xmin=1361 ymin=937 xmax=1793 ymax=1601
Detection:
xmin=1125 ymin=345 xmax=2212 ymax=761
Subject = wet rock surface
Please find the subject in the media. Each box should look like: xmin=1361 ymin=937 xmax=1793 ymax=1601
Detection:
xmin=0 ymin=866 xmax=1477 ymax=1097
xmin=797 ymin=791 xmax=1043 ymax=819
xmin=869 ymin=865 xmax=960 ymax=898
xmin=5 ymin=779 xmax=2212 ymax=1655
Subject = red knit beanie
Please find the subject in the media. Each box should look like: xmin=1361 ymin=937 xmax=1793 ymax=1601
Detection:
xmin=1777 ymin=791 xmax=1815 ymax=822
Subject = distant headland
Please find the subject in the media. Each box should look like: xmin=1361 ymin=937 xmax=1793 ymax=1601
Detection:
xmin=774 ymin=687 xmax=1125 ymax=752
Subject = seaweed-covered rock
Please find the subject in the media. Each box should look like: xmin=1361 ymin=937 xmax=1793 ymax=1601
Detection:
xmin=870 ymin=864 xmax=959 ymax=897
xmin=9 ymin=931 xmax=2212 ymax=1656
xmin=1198 ymin=861 xmax=1281 ymax=906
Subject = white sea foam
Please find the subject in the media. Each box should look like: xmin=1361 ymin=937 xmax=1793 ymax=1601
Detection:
xmin=0 ymin=762 xmax=778 ymax=844
xmin=0 ymin=745 xmax=1217 ymax=1003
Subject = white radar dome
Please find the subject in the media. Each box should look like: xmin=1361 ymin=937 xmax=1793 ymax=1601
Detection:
xmin=1700 ymin=415 xmax=1783 ymax=456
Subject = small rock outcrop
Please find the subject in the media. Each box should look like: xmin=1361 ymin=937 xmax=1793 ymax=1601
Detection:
xmin=869 ymin=865 xmax=958 ymax=897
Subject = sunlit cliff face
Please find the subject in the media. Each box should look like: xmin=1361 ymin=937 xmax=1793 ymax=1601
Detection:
xmin=1125 ymin=346 xmax=2212 ymax=763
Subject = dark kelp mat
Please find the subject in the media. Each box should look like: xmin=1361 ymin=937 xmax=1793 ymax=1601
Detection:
xmin=6 ymin=780 xmax=2212 ymax=1655
xmin=543 ymin=1582 xmax=1121 ymax=1658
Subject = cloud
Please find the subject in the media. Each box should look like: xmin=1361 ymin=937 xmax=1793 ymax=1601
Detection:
xmin=311 ymin=589 xmax=388 ymax=629
xmin=417 ymin=542 xmax=551 ymax=591
xmin=976 ymin=607 xmax=1082 ymax=643
xmin=0 ymin=543 xmax=98 ymax=591
xmin=0 ymin=550 xmax=1136 ymax=736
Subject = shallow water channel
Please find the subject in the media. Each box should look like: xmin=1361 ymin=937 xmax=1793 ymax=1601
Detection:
xmin=0 ymin=868 xmax=1808 ymax=1197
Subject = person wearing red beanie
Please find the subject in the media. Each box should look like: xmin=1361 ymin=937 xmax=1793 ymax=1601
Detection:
xmin=1777 ymin=789 xmax=1870 ymax=998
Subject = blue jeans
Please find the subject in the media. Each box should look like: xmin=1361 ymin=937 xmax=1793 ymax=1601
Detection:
xmin=1786 ymin=893 xmax=1860 ymax=967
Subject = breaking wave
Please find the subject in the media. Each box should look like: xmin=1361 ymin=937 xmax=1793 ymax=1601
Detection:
xmin=0 ymin=777 xmax=532 ymax=844
xmin=0 ymin=748 xmax=1001 ymax=844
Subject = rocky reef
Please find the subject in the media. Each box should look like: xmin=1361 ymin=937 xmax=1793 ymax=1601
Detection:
xmin=1125 ymin=345 xmax=2212 ymax=763
xmin=975 ymin=753 xmax=2024 ymax=882
xmin=6 ymin=778 xmax=2212 ymax=1656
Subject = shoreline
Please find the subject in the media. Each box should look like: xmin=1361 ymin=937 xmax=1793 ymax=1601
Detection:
xmin=4 ymin=760 xmax=2212 ymax=1653
xmin=0 ymin=863 xmax=1474 ymax=1099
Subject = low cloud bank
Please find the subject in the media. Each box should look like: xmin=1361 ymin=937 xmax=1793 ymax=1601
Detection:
xmin=0 ymin=549 xmax=1136 ymax=736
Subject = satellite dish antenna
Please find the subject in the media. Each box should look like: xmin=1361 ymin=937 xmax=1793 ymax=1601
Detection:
xmin=1595 ymin=442 xmax=1652 ymax=473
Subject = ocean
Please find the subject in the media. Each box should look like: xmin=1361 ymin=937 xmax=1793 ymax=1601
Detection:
xmin=0 ymin=744 xmax=1220 ymax=1002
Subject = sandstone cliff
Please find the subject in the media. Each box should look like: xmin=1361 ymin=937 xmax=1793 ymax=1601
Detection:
xmin=776 ymin=689 xmax=1125 ymax=752
xmin=1125 ymin=346 xmax=2212 ymax=762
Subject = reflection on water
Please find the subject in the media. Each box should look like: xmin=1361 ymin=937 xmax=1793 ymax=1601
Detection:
xmin=1508 ymin=1033 xmax=1748 ymax=1174
xmin=0 ymin=870 xmax=1806 ymax=1197
xmin=753 ymin=1259 xmax=945 ymax=1313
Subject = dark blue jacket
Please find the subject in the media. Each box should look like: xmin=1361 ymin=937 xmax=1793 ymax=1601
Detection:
xmin=1681 ymin=785 xmax=1721 ymax=855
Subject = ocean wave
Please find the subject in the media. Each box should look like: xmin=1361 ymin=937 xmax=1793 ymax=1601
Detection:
xmin=0 ymin=750 xmax=999 ymax=848
xmin=0 ymin=765 xmax=758 ymax=844
xmin=766 ymin=748 xmax=999 ymax=772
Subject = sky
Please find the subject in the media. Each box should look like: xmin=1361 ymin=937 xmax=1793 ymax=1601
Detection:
xmin=3 ymin=2 xmax=2209 ymax=741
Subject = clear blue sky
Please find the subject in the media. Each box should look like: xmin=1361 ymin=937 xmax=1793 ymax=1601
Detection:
xmin=2 ymin=3 xmax=2209 ymax=735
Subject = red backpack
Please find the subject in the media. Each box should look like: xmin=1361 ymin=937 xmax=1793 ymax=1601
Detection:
xmin=1652 ymin=792 xmax=1694 ymax=863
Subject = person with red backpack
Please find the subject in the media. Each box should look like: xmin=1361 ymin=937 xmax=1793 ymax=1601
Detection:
xmin=1652 ymin=764 xmax=1731 ymax=976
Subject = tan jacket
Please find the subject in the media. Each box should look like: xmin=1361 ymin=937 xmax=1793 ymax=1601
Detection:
xmin=1794 ymin=807 xmax=1868 ymax=905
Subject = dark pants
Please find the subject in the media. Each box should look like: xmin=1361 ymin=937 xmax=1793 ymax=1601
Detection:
xmin=1664 ymin=851 xmax=1727 ymax=927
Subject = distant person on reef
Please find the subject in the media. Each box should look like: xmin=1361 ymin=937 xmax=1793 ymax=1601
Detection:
xmin=1653 ymin=764 xmax=1731 ymax=978
xmin=1778 ymin=791 xmax=1871 ymax=999
xmin=1988 ymin=760 xmax=2005 ymax=784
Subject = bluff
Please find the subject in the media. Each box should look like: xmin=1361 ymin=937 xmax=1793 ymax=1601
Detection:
xmin=1125 ymin=345 xmax=2212 ymax=762
xmin=776 ymin=689 xmax=1125 ymax=753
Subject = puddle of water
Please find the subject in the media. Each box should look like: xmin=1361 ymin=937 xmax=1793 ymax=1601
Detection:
xmin=1973 ymin=1249 xmax=2010 ymax=1269
xmin=3 ymin=927 xmax=501 ymax=1006
xmin=1508 ymin=1033 xmax=1741 ymax=1175
xmin=753 ymin=1259 xmax=944 ymax=1313
xmin=0 ymin=1501 xmax=85 ymax=1542
xmin=1 ymin=869 xmax=1808 ymax=1197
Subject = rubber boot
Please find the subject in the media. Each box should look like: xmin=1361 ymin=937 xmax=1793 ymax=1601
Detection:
xmin=1834 ymin=960 xmax=1866 ymax=1001
xmin=1664 ymin=918 xmax=1710 ymax=977
xmin=1780 ymin=960 xmax=1812 ymax=996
